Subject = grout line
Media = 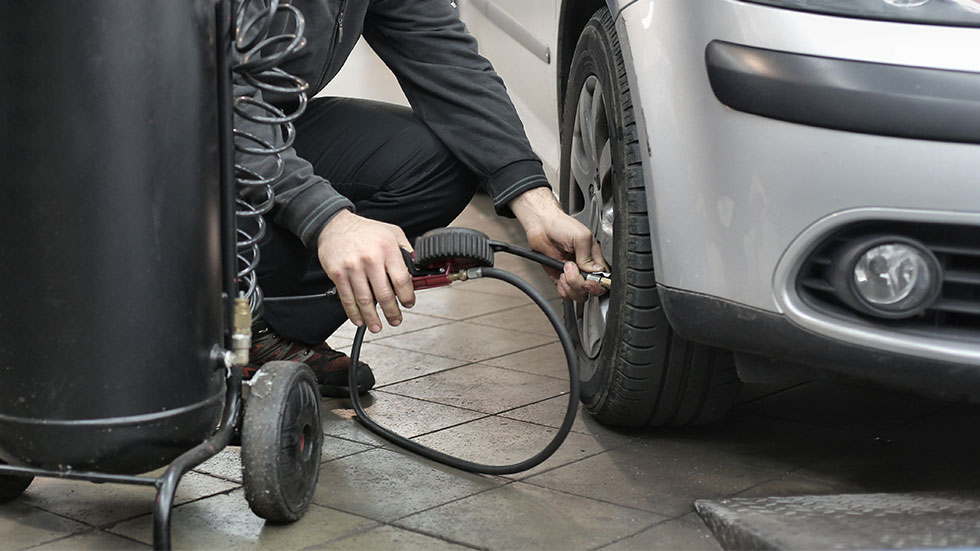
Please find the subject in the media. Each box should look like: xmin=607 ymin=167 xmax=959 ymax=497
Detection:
xmin=502 ymin=438 xmax=637 ymax=482
xmin=733 ymin=380 xmax=812 ymax=407
xmin=357 ymin=338 xmax=560 ymax=374
xmin=362 ymin=388 xmax=504 ymax=417
xmin=515 ymin=477 xmax=683 ymax=518
xmin=587 ymin=516 xmax=678 ymax=551
xmin=313 ymin=504 xmax=488 ymax=550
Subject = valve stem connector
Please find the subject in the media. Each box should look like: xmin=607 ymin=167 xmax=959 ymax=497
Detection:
xmin=585 ymin=273 xmax=613 ymax=290
xmin=228 ymin=296 xmax=252 ymax=368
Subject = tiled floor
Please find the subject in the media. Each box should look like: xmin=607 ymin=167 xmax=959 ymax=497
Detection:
xmin=4 ymin=39 xmax=979 ymax=551
xmin=4 ymin=196 xmax=979 ymax=550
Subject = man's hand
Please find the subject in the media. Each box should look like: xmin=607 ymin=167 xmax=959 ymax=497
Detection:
xmin=316 ymin=210 xmax=416 ymax=333
xmin=509 ymin=187 xmax=608 ymax=302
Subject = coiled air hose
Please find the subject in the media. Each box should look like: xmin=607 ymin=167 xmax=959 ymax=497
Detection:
xmin=345 ymin=228 xmax=609 ymax=475
xmin=232 ymin=0 xmax=309 ymax=314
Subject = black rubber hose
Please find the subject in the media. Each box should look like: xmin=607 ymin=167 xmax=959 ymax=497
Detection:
xmin=347 ymin=267 xmax=581 ymax=475
xmin=489 ymin=241 xmax=566 ymax=273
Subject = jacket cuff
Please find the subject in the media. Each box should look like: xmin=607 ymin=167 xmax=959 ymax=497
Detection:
xmin=277 ymin=182 xmax=355 ymax=249
xmin=486 ymin=160 xmax=551 ymax=217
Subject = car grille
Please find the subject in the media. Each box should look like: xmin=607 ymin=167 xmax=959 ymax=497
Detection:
xmin=797 ymin=221 xmax=980 ymax=340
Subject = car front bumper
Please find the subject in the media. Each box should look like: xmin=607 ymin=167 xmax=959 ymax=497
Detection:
xmin=616 ymin=0 xmax=980 ymax=369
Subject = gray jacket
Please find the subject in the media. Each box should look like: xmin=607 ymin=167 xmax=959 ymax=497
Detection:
xmin=238 ymin=0 xmax=549 ymax=248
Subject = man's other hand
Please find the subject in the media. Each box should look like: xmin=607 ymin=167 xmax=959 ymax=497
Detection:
xmin=509 ymin=187 xmax=608 ymax=302
xmin=316 ymin=210 xmax=416 ymax=333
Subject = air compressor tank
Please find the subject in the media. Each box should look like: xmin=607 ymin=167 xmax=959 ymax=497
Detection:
xmin=0 ymin=0 xmax=226 ymax=474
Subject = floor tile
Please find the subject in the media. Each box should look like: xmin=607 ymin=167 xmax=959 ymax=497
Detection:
xmin=636 ymin=412 xmax=862 ymax=475
xmin=0 ymin=501 xmax=88 ymax=551
xmin=397 ymin=287 xmax=529 ymax=321
xmin=793 ymin=438 xmax=980 ymax=494
xmin=733 ymin=473 xmax=850 ymax=499
xmin=396 ymin=481 xmax=664 ymax=550
xmin=412 ymin=416 xmax=632 ymax=478
xmin=482 ymin=342 xmax=570 ymax=379
xmin=374 ymin=322 xmax=553 ymax=363
xmin=382 ymin=364 xmax=568 ymax=414
xmin=322 ymin=391 xmax=486 ymax=438
xmin=344 ymin=343 xmax=466 ymax=387
xmin=31 ymin=529 xmax=149 ymax=550
xmin=18 ymin=471 xmax=237 ymax=527
xmin=499 ymin=396 xmax=637 ymax=442
xmin=523 ymin=438 xmax=781 ymax=517
xmin=320 ymin=400 xmax=397 ymax=447
xmin=309 ymin=525 xmax=473 ymax=550
xmin=195 ymin=436 xmax=375 ymax=483
xmin=194 ymin=448 xmax=245 ymax=484
xmin=330 ymin=312 xmax=450 ymax=343
xmin=874 ymin=402 xmax=980 ymax=453
xmin=740 ymin=380 xmax=949 ymax=434
xmin=466 ymin=300 xmax=563 ymax=338
xmin=734 ymin=381 xmax=809 ymax=405
xmin=312 ymin=448 xmax=502 ymax=522
xmin=601 ymin=513 xmax=722 ymax=551
xmin=109 ymin=491 xmax=375 ymax=549
xmin=325 ymin=334 xmax=353 ymax=350
xmin=449 ymin=276 xmax=555 ymax=300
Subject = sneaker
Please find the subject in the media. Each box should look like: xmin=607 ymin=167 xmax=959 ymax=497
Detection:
xmin=245 ymin=323 xmax=375 ymax=398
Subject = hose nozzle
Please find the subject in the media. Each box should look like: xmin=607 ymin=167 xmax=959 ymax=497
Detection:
xmin=585 ymin=272 xmax=613 ymax=290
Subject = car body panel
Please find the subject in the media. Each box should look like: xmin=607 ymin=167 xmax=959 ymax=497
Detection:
xmin=617 ymin=0 xmax=980 ymax=315
xmin=459 ymin=0 xmax=980 ymax=378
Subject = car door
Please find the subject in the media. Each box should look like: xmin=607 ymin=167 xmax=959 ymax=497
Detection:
xmin=457 ymin=0 xmax=561 ymax=184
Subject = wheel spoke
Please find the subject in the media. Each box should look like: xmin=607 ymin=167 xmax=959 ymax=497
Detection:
xmin=570 ymin=136 xmax=595 ymax=201
xmin=580 ymin=295 xmax=606 ymax=358
xmin=577 ymin=78 xmax=597 ymax=165
xmin=591 ymin=85 xmax=609 ymax=161
xmin=597 ymin=140 xmax=612 ymax=191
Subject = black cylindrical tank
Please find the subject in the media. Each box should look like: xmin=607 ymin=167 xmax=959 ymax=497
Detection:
xmin=0 ymin=1 xmax=225 ymax=474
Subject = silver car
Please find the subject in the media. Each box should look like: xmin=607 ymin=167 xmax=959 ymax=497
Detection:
xmin=457 ymin=0 xmax=980 ymax=427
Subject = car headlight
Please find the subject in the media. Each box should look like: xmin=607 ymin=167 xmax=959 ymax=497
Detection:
xmin=742 ymin=0 xmax=980 ymax=27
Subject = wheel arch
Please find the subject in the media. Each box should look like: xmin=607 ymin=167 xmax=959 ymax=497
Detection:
xmin=557 ymin=0 xmax=636 ymax=124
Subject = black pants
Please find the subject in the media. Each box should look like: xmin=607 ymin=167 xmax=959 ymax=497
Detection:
xmin=257 ymin=97 xmax=478 ymax=345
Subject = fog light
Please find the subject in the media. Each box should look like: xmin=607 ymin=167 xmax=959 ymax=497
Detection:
xmin=830 ymin=236 xmax=943 ymax=319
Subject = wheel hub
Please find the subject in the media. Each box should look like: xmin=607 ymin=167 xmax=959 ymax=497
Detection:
xmin=569 ymin=75 xmax=614 ymax=363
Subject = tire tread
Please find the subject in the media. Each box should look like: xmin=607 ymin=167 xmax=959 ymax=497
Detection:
xmin=565 ymin=8 xmax=738 ymax=428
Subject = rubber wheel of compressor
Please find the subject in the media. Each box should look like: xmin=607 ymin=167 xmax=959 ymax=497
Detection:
xmin=242 ymin=361 xmax=322 ymax=522
xmin=0 ymin=462 xmax=32 ymax=503
xmin=414 ymin=227 xmax=494 ymax=269
xmin=559 ymin=8 xmax=739 ymax=428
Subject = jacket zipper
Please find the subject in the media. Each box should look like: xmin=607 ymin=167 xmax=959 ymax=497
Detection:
xmin=315 ymin=0 xmax=349 ymax=90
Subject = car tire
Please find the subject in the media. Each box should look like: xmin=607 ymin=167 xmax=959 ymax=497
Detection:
xmin=560 ymin=7 xmax=739 ymax=427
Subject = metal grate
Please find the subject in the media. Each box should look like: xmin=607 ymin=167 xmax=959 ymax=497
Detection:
xmin=797 ymin=221 xmax=980 ymax=338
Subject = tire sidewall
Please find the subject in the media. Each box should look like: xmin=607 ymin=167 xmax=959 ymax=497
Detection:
xmin=559 ymin=10 xmax=637 ymax=410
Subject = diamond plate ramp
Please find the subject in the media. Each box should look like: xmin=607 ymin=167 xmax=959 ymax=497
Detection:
xmin=695 ymin=493 xmax=980 ymax=550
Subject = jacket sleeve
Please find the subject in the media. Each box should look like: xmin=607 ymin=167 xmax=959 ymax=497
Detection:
xmin=233 ymin=79 xmax=353 ymax=249
xmin=362 ymin=0 xmax=550 ymax=217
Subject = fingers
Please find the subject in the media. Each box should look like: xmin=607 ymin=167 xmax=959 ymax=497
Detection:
xmin=350 ymin=267 xmax=383 ymax=333
xmin=366 ymin=261 xmax=401 ymax=332
xmin=561 ymin=262 xmax=591 ymax=302
xmin=333 ymin=276 xmax=362 ymax=328
xmin=394 ymin=226 xmax=413 ymax=253
xmin=386 ymin=251 xmax=416 ymax=310
xmin=574 ymin=227 xmax=607 ymax=273
xmin=589 ymin=238 xmax=609 ymax=272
